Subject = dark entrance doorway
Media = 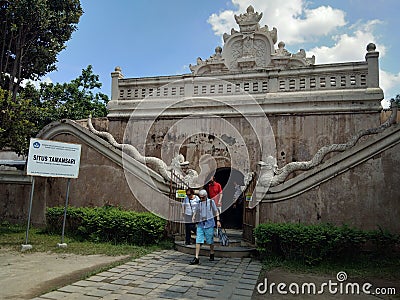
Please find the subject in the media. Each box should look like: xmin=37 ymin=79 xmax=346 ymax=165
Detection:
xmin=211 ymin=168 xmax=244 ymax=229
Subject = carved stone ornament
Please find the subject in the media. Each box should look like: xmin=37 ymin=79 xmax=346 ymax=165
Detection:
xmin=190 ymin=5 xmax=315 ymax=75
xmin=257 ymin=101 xmax=398 ymax=187
xmin=87 ymin=116 xmax=199 ymax=186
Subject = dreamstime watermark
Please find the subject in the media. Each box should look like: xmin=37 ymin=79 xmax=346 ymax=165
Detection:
xmin=257 ymin=271 xmax=397 ymax=296
xmin=122 ymin=77 xmax=277 ymax=222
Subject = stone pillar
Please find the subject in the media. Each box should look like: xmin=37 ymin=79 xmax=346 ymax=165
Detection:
xmin=111 ymin=66 xmax=124 ymax=101
xmin=365 ymin=43 xmax=379 ymax=88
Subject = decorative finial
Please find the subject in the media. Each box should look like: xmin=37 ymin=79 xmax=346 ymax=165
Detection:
xmin=115 ymin=66 xmax=122 ymax=72
xmin=234 ymin=5 xmax=263 ymax=27
xmin=366 ymin=43 xmax=376 ymax=52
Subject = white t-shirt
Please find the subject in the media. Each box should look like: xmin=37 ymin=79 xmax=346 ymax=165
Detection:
xmin=182 ymin=195 xmax=199 ymax=216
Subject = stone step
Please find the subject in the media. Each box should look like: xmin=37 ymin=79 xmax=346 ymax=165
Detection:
xmin=188 ymin=235 xmax=242 ymax=247
xmin=174 ymin=241 xmax=257 ymax=258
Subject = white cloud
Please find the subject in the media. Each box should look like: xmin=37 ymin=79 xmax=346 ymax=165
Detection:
xmin=21 ymin=76 xmax=52 ymax=89
xmin=308 ymin=20 xmax=385 ymax=64
xmin=208 ymin=0 xmax=346 ymax=44
xmin=380 ymin=70 xmax=400 ymax=100
xmin=208 ymin=0 xmax=400 ymax=102
xmin=208 ymin=10 xmax=236 ymax=37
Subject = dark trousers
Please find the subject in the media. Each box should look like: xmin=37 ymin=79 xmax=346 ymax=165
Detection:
xmin=184 ymin=214 xmax=196 ymax=244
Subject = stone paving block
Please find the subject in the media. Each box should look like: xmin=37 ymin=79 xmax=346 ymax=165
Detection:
xmin=246 ymin=265 xmax=262 ymax=272
xmin=72 ymin=280 xmax=102 ymax=287
xmin=167 ymin=285 xmax=190 ymax=293
xmin=243 ymin=269 xmax=260 ymax=275
xmin=230 ymin=294 xmax=252 ymax=300
xmin=61 ymin=293 xmax=99 ymax=299
xmin=239 ymin=278 xmax=258 ymax=285
xmin=114 ymin=294 xmax=143 ymax=300
xmin=219 ymin=267 xmax=237 ymax=273
xmin=237 ymin=282 xmax=256 ymax=290
xmin=174 ymin=280 xmax=194 ymax=287
xmin=158 ymin=290 xmax=189 ymax=299
xmin=121 ymin=274 xmax=140 ymax=280
xmin=130 ymin=270 xmax=148 ymax=276
xmin=37 ymin=290 xmax=71 ymax=299
xmin=126 ymin=286 xmax=152 ymax=295
xmin=147 ymin=277 xmax=169 ymax=284
xmin=99 ymin=283 xmax=123 ymax=291
xmin=165 ymin=278 xmax=179 ymax=285
xmin=145 ymin=264 xmax=164 ymax=269
xmin=108 ymin=267 xmax=127 ymax=273
xmin=233 ymin=287 xmax=254 ymax=297
xmin=216 ymin=270 xmax=235 ymax=276
xmin=58 ymin=285 xmax=87 ymax=293
xmin=101 ymin=293 xmax=126 ymax=300
xmin=242 ymin=273 xmax=259 ymax=280
xmin=97 ymin=271 xmax=118 ymax=277
xmin=197 ymin=289 xmax=218 ymax=298
xmin=86 ymin=275 xmax=107 ymax=282
xmin=124 ymin=261 xmax=139 ymax=266
xmin=207 ymin=279 xmax=227 ymax=286
xmin=203 ymin=284 xmax=223 ymax=292
xmin=154 ymin=272 xmax=175 ymax=279
xmin=138 ymin=281 xmax=160 ymax=289
xmin=212 ymin=274 xmax=230 ymax=281
xmin=84 ymin=288 xmax=113 ymax=297
xmin=111 ymin=278 xmax=133 ymax=285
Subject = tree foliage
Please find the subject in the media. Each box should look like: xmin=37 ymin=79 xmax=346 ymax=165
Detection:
xmin=0 ymin=0 xmax=83 ymax=100
xmin=0 ymin=86 xmax=42 ymax=155
xmin=394 ymin=94 xmax=400 ymax=107
xmin=1 ymin=65 xmax=108 ymax=155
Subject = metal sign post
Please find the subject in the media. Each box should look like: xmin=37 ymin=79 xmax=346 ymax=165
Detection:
xmin=58 ymin=178 xmax=71 ymax=248
xmin=21 ymin=177 xmax=35 ymax=251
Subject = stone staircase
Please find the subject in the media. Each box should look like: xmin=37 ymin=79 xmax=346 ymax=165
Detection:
xmin=174 ymin=229 xmax=257 ymax=258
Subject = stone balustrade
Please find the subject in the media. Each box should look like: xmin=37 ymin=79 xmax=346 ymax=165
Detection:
xmin=114 ymin=61 xmax=369 ymax=101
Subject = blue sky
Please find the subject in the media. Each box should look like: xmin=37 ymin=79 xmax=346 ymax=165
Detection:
xmin=45 ymin=0 xmax=400 ymax=107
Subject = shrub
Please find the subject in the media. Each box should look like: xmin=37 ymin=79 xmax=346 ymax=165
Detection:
xmin=254 ymin=223 xmax=398 ymax=265
xmin=46 ymin=206 xmax=167 ymax=245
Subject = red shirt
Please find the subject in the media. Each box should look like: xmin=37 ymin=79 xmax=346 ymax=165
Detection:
xmin=208 ymin=181 xmax=222 ymax=207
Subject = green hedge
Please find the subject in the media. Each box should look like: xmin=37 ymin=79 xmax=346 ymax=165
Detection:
xmin=254 ymin=223 xmax=399 ymax=265
xmin=46 ymin=206 xmax=167 ymax=245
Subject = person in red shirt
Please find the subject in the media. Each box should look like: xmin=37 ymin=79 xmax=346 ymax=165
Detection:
xmin=207 ymin=176 xmax=223 ymax=214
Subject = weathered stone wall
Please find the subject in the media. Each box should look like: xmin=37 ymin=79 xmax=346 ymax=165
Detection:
xmin=41 ymin=133 xmax=145 ymax=211
xmin=0 ymin=182 xmax=32 ymax=224
xmin=108 ymin=111 xmax=380 ymax=173
xmin=259 ymin=141 xmax=400 ymax=233
xmin=0 ymin=131 xmax=145 ymax=226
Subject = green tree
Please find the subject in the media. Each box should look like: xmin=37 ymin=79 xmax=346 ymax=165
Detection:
xmin=0 ymin=87 xmax=42 ymax=155
xmin=393 ymin=94 xmax=400 ymax=107
xmin=1 ymin=65 xmax=108 ymax=155
xmin=0 ymin=0 xmax=83 ymax=100
xmin=22 ymin=65 xmax=109 ymax=121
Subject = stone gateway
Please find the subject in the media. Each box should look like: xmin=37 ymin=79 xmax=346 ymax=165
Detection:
xmin=0 ymin=6 xmax=399 ymax=237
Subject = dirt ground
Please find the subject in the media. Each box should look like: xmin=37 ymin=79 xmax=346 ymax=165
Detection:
xmin=0 ymin=247 xmax=129 ymax=300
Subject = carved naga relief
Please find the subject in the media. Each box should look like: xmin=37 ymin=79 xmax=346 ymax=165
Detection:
xmin=189 ymin=5 xmax=315 ymax=75
xmin=87 ymin=116 xmax=199 ymax=186
xmin=257 ymin=102 xmax=398 ymax=187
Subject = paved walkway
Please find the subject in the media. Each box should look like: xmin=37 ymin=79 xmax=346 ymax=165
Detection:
xmin=34 ymin=250 xmax=262 ymax=300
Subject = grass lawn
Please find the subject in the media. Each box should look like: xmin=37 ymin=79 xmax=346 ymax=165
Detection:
xmin=260 ymin=254 xmax=400 ymax=281
xmin=0 ymin=222 xmax=174 ymax=257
